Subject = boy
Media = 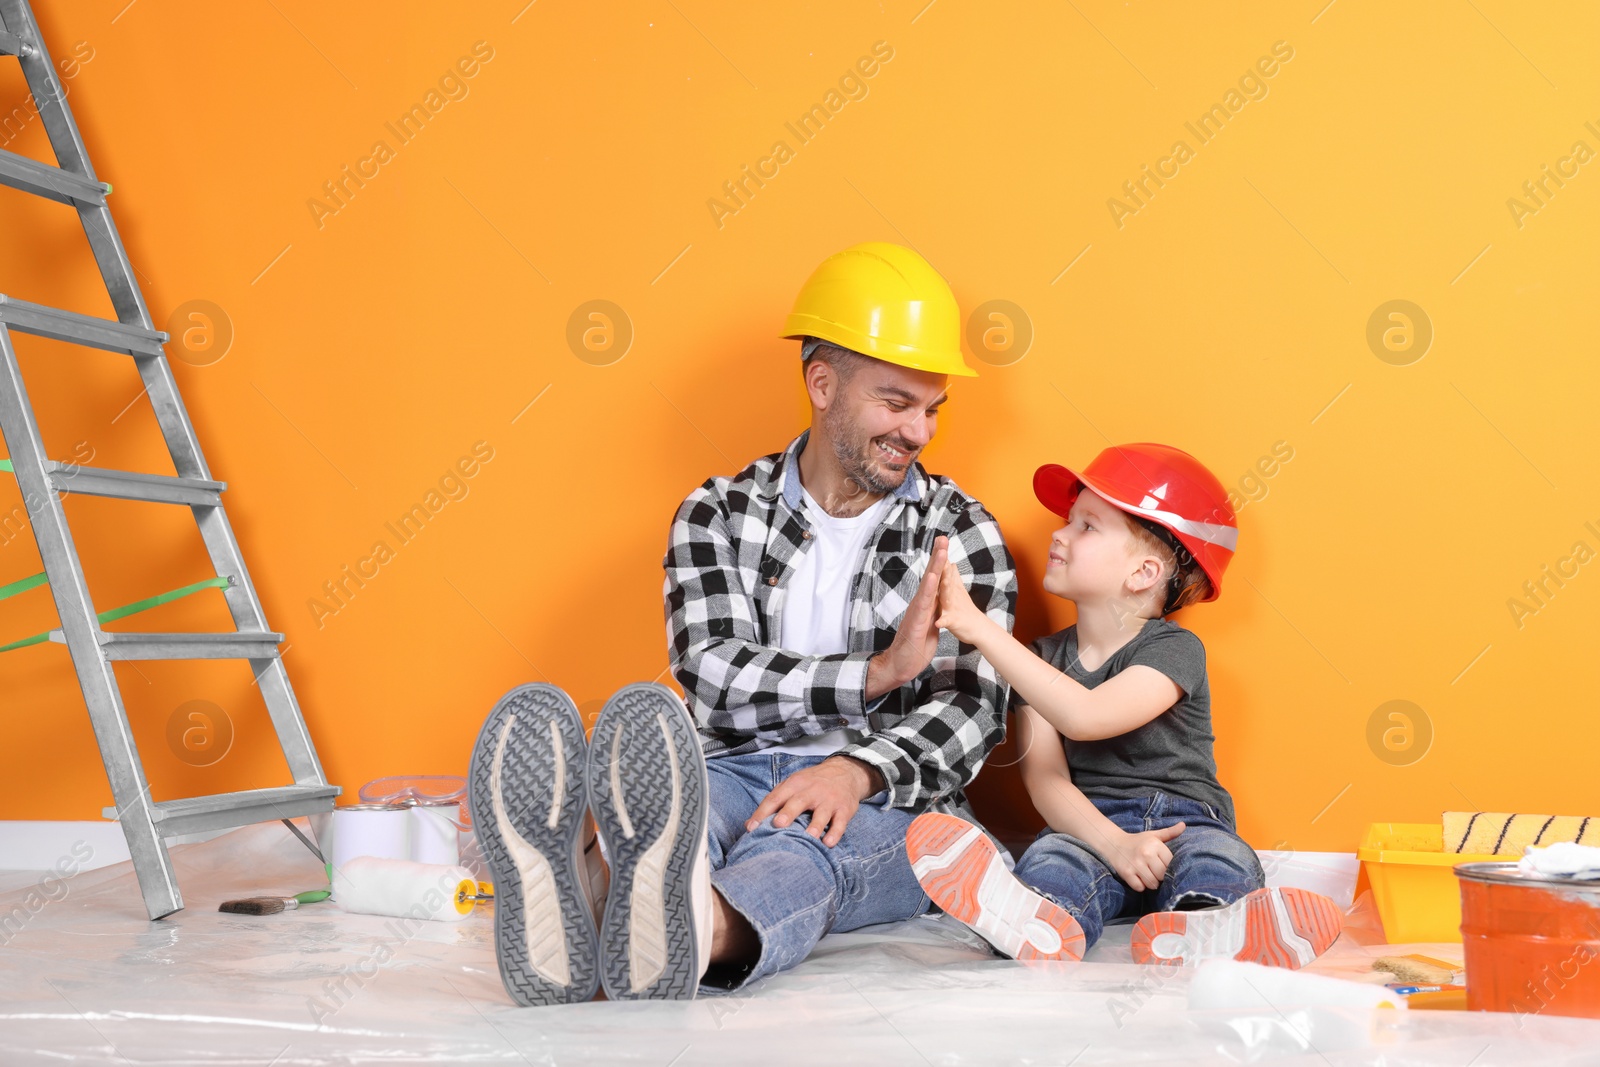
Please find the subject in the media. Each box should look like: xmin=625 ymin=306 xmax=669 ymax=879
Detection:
xmin=906 ymin=444 xmax=1342 ymax=968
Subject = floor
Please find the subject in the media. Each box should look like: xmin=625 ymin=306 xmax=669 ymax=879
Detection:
xmin=3 ymin=822 xmax=1598 ymax=1065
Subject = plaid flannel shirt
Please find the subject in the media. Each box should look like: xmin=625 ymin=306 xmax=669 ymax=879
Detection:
xmin=662 ymin=427 xmax=1019 ymax=811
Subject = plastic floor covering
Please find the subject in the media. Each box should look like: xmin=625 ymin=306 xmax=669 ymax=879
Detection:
xmin=3 ymin=821 xmax=1599 ymax=1065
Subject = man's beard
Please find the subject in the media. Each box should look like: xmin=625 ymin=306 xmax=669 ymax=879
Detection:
xmin=824 ymin=405 xmax=915 ymax=497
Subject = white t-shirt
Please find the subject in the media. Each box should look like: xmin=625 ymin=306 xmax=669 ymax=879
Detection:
xmin=766 ymin=483 xmax=893 ymax=756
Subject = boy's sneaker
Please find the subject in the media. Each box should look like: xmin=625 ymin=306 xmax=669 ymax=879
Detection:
xmin=586 ymin=682 xmax=713 ymax=1000
xmin=1130 ymin=887 xmax=1342 ymax=969
xmin=467 ymin=683 xmax=600 ymax=1006
xmin=907 ymin=812 xmax=1086 ymax=961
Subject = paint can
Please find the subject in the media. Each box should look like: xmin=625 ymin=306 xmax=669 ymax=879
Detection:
xmin=329 ymin=800 xmax=414 ymax=873
xmin=410 ymin=798 xmax=464 ymax=867
xmin=1456 ymin=861 xmax=1600 ymax=1019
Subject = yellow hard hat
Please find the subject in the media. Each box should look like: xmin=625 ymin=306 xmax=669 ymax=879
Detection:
xmin=781 ymin=242 xmax=977 ymax=377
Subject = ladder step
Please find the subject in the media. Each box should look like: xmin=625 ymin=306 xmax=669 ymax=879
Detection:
xmin=0 ymin=146 xmax=108 ymax=206
xmin=101 ymin=784 xmax=341 ymax=838
xmin=48 ymin=461 xmax=224 ymax=506
xmin=48 ymin=630 xmax=284 ymax=660
xmin=0 ymin=292 xmax=166 ymax=356
xmin=0 ymin=30 xmax=28 ymax=56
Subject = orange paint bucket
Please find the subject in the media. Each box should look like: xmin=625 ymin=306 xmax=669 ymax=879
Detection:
xmin=1455 ymin=862 xmax=1600 ymax=1020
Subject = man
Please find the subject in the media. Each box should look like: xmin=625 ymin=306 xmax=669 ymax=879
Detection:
xmin=467 ymin=242 xmax=1019 ymax=1005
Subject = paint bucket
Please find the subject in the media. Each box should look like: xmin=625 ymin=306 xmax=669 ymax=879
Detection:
xmin=1455 ymin=861 xmax=1600 ymax=1019
xmin=329 ymin=800 xmax=414 ymax=873
xmin=410 ymin=799 xmax=464 ymax=867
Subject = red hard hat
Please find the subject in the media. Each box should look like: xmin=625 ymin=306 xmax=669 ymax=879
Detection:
xmin=1033 ymin=443 xmax=1238 ymax=604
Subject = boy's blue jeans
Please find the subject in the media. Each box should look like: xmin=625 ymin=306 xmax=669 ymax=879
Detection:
xmin=1013 ymin=791 xmax=1266 ymax=951
xmin=701 ymin=752 xmax=930 ymax=994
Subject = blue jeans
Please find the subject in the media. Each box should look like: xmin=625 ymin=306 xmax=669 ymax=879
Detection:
xmin=702 ymin=752 xmax=930 ymax=993
xmin=1012 ymin=791 xmax=1265 ymax=950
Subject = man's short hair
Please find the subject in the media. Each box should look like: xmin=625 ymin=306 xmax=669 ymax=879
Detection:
xmin=800 ymin=336 xmax=873 ymax=385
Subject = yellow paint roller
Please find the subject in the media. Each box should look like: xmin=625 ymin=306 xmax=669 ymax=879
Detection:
xmin=1443 ymin=811 xmax=1599 ymax=855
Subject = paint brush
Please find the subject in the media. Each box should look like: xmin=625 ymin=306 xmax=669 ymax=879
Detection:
xmin=218 ymin=888 xmax=331 ymax=915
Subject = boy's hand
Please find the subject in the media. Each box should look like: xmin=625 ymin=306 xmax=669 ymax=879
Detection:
xmin=934 ymin=558 xmax=986 ymax=643
xmin=1106 ymin=822 xmax=1185 ymax=891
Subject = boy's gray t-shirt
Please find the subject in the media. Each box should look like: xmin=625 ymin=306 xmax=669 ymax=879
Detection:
xmin=1009 ymin=617 xmax=1237 ymax=829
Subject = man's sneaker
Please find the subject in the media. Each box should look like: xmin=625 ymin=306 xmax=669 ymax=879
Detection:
xmin=1130 ymin=887 xmax=1343 ymax=970
xmin=466 ymin=683 xmax=600 ymax=1006
xmin=586 ymin=682 xmax=713 ymax=1000
xmin=907 ymin=812 xmax=1086 ymax=961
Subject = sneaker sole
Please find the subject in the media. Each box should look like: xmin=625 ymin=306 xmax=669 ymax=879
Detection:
xmin=1130 ymin=887 xmax=1342 ymax=969
xmin=466 ymin=683 xmax=599 ymax=1005
xmin=907 ymin=812 xmax=1085 ymax=962
xmin=587 ymin=682 xmax=708 ymax=1000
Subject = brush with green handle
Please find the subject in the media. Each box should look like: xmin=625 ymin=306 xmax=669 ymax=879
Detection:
xmin=218 ymin=863 xmax=335 ymax=915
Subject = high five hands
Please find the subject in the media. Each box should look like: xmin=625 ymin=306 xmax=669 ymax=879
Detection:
xmin=873 ymin=533 xmax=988 ymax=688
xmin=930 ymin=535 xmax=989 ymax=645
xmin=870 ymin=535 xmax=950 ymax=691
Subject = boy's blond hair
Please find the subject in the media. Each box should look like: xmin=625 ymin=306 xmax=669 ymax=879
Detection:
xmin=1126 ymin=516 xmax=1213 ymax=617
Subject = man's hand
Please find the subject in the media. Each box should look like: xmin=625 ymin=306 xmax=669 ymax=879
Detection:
xmin=1105 ymin=822 xmax=1185 ymax=891
xmin=745 ymin=756 xmax=885 ymax=848
xmin=865 ymin=535 xmax=949 ymax=702
xmin=934 ymin=559 xmax=989 ymax=644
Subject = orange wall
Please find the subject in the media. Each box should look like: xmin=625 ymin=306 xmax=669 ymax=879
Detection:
xmin=1 ymin=2 xmax=1596 ymax=854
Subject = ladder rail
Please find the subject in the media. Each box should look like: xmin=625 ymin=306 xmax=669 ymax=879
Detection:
xmin=194 ymin=504 xmax=330 ymax=784
xmin=0 ymin=324 xmax=181 ymax=917
xmin=136 ymin=357 xmax=212 ymax=480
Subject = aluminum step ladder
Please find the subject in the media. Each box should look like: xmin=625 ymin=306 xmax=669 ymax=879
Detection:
xmin=0 ymin=0 xmax=337 ymax=920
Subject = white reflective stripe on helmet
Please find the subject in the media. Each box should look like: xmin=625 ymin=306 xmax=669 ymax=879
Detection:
xmin=1104 ymin=492 xmax=1239 ymax=552
xmin=1159 ymin=511 xmax=1238 ymax=551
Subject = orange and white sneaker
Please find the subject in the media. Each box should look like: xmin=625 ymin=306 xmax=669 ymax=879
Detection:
xmin=1130 ymin=887 xmax=1342 ymax=970
xmin=906 ymin=812 xmax=1086 ymax=962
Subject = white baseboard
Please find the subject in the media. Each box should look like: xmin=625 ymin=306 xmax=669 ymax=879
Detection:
xmin=0 ymin=821 xmax=231 ymax=872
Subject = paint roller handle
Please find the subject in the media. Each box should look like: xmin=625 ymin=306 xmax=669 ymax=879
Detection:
xmin=455 ymin=880 xmax=494 ymax=904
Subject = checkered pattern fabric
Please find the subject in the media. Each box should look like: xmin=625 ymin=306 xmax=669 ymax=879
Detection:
xmin=663 ymin=427 xmax=1019 ymax=810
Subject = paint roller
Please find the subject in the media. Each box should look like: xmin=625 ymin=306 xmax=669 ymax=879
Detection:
xmin=1444 ymin=811 xmax=1599 ymax=855
xmin=332 ymin=856 xmax=492 ymax=923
